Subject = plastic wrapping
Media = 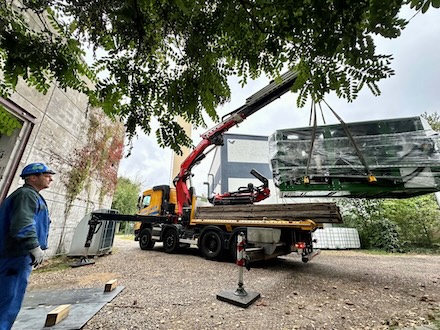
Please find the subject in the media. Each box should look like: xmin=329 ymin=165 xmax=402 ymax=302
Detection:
xmin=269 ymin=116 xmax=440 ymax=198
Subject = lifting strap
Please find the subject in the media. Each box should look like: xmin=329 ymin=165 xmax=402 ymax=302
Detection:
xmin=305 ymin=101 xmax=318 ymax=180
xmin=318 ymin=102 xmax=326 ymax=124
xmin=305 ymin=102 xmax=326 ymax=183
xmin=322 ymin=100 xmax=375 ymax=181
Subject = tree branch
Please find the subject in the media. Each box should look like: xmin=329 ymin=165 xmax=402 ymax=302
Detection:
xmin=238 ymin=0 xmax=266 ymax=34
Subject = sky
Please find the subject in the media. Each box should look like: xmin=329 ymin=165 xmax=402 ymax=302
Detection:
xmin=117 ymin=7 xmax=440 ymax=196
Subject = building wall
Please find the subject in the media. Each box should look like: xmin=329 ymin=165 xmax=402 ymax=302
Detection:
xmin=209 ymin=133 xmax=280 ymax=203
xmin=0 ymin=3 xmax=125 ymax=257
xmin=1 ymin=80 xmax=121 ymax=257
xmin=208 ymin=147 xmax=222 ymax=196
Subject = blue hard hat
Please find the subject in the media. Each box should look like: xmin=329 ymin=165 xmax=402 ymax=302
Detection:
xmin=20 ymin=163 xmax=56 ymax=178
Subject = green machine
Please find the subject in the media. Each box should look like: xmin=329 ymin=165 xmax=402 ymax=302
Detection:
xmin=269 ymin=116 xmax=440 ymax=198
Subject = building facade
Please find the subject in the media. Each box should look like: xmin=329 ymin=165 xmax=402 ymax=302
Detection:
xmin=0 ymin=80 xmax=123 ymax=257
xmin=207 ymin=133 xmax=279 ymax=204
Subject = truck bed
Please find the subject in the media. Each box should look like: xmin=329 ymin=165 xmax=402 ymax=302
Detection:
xmin=195 ymin=202 xmax=342 ymax=224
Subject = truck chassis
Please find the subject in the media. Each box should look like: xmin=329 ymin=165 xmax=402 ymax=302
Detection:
xmin=86 ymin=202 xmax=341 ymax=263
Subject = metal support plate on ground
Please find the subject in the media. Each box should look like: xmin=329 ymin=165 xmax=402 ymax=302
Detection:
xmin=217 ymin=289 xmax=260 ymax=308
xmin=12 ymin=286 xmax=124 ymax=330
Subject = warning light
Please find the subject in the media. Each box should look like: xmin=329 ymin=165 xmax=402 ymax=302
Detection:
xmin=295 ymin=242 xmax=306 ymax=249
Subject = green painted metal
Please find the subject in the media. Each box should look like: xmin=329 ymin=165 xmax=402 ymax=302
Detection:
xmin=270 ymin=116 xmax=440 ymax=198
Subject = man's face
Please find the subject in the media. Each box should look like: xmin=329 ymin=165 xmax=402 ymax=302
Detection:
xmin=27 ymin=173 xmax=54 ymax=191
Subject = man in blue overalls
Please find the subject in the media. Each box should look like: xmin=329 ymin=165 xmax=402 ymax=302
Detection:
xmin=0 ymin=162 xmax=55 ymax=330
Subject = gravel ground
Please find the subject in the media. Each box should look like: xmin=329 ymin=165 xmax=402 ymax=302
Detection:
xmin=28 ymin=237 xmax=440 ymax=330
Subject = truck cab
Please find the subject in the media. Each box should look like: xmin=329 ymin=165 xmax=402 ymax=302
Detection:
xmin=138 ymin=185 xmax=178 ymax=216
xmin=134 ymin=185 xmax=178 ymax=240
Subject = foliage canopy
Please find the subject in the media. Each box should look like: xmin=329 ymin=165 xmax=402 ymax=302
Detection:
xmin=1 ymin=0 xmax=439 ymax=152
xmin=339 ymin=198 xmax=403 ymax=252
xmin=111 ymin=177 xmax=141 ymax=215
xmin=382 ymin=194 xmax=440 ymax=247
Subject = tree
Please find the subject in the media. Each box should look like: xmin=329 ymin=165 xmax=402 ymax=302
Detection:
xmin=382 ymin=195 xmax=440 ymax=247
xmin=111 ymin=177 xmax=141 ymax=215
xmin=111 ymin=176 xmax=141 ymax=233
xmin=422 ymin=111 xmax=440 ymax=131
xmin=1 ymin=0 xmax=439 ymax=153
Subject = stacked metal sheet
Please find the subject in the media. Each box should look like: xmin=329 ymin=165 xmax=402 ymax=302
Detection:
xmin=269 ymin=116 xmax=440 ymax=198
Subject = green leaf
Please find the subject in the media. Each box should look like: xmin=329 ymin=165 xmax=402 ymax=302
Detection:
xmin=422 ymin=0 xmax=431 ymax=13
xmin=0 ymin=105 xmax=22 ymax=136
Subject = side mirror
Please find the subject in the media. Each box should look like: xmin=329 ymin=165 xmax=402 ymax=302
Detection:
xmin=137 ymin=196 xmax=142 ymax=210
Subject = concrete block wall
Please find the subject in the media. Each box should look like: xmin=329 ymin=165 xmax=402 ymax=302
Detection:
xmin=1 ymin=2 xmax=121 ymax=257
xmin=4 ymin=81 xmax=117 ymax=257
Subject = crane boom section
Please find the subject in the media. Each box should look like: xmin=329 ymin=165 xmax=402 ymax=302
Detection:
xmin=175 ymin=70 xmax=299 ymax=215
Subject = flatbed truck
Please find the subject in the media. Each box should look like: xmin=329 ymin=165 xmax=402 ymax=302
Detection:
xmin=83 ymin=70 xmax=343 ymax=263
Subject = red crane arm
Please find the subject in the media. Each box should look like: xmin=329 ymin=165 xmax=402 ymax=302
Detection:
xmin=174 ymin=70 xmax=299 ymax=215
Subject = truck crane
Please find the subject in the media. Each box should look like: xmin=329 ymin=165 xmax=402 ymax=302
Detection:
xmin=173 ymin=70 xmax=300 ymax=215
xmin=83 ymin=71 xmax=342 ymax=264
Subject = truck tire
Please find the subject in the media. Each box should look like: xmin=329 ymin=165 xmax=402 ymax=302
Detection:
xmin=139 ymin=228 xmax=155 ymax=250
xmin=163 ymin=229 xmax=179 ymax=253
xmin=200 ymin=230 xmax=224 ymax=260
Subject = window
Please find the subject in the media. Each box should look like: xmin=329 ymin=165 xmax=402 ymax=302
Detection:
xmin=142 ymin=195 xmax=151 ymax=207
xmin=0 ymin=97 xmax=35 ymax=201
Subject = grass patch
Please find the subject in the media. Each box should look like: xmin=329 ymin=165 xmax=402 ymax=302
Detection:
xmin=115 ymin=233 xmax=135 ymax=241
xmin=359 ymin=247 xmax=440 ymax=256
xmin=359 ymin=249 xmax=394 ymax=256
xmin=430 ymin=311 xmax=440 ymax=329
xmin=34 ymin=255 xmax=72 ymax=273
xmin=403 ymin=246 xmax=440 ymax=255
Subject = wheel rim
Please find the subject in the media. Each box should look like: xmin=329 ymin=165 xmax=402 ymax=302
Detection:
xmin=165 ymin=232 xmax=175 ymax=249
xmin=139 ymin=229 xmax=152 ymax=249
xmin=202 ymin=231 xmax=222 ymax=258
xmin=206 ymin=234 xmax=219 ymax=254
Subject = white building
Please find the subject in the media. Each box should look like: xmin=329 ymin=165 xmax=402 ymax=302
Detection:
xmin=207 ymin=133 xmax=279 ymax=203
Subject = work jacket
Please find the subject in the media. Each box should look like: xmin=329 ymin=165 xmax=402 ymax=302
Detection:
xmin=0 ymin=184 xmax=50 ymax=258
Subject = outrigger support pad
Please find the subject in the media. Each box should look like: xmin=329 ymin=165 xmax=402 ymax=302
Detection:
xmin=216 ymin=288 xmax=260 ymax=308
xmin=70 ymin=245 xmax=96 ymax=268
xmin=70 ymin=256 xmax=95 ymax=268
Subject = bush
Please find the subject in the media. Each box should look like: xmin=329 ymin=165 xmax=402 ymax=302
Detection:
xmin=339 ymin=199 xmax=403 ymax=252
xmin=367 ymin=218 xmax=403 ymax=253
xmin=382 ymin=194 xmax=440 ymax=248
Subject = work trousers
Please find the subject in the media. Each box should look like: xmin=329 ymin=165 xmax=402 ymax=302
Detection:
xmin=0 ymin=256 xmax=32 ymax=330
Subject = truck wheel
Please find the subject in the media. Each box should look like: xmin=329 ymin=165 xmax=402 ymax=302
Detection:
xmin=200 ymin=230 xmax=223 ymax=260
xmin=139 ymin=228 xmax=155 ymax=250
xmin=163 ymin=229 xmax=179 ymax=253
